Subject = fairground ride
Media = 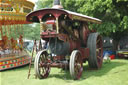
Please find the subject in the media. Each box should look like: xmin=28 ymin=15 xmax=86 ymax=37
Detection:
xmin=0 ymin=0 xmax=35 ymax=71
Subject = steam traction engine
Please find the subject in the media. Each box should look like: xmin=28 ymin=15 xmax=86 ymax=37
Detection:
xmin=26 ymin=0 xmax=103 ymax=80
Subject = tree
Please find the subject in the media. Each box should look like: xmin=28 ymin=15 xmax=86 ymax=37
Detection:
xmin=36 ymin=0 xmax=53 ymax=10
xmin=23 ymin=24 xmax=40 ymax=40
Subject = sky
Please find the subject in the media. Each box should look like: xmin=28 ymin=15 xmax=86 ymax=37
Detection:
xmin=29 ymin=0 xmax=38 ymax=9
xmin=31 ymin=0 xmax=38 ymax=3
xmin=27 ymin=0 xmax=38 ymax=3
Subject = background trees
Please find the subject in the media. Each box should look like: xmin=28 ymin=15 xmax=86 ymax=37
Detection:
xmin=23 ymin=24 xmax=40 ymax=40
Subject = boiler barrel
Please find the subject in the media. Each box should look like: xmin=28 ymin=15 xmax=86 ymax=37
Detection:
xmin=49 ymin=39 xmax=70 ymax=56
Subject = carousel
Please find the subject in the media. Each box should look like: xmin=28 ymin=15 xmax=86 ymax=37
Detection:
xmin=0 ymin=0 xmax=34 ymax=71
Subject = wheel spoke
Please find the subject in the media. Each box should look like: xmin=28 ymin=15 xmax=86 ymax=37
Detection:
xmin=96 ymin=39 xmax=101 ymax=44
xmin=75 ymin=63 xmax=78 ymax=74
xmin=40 ymin=56 xmax=44 ymax=61
xmin=41 ymin=68 xmax=44 ymax=74
xmin=96 ymin=48 xmax=102 ymax=51
xmin=97 ymin=56 xmax=102 ymax=61
xmin=75 ymin=64 xmax=79 ymax=71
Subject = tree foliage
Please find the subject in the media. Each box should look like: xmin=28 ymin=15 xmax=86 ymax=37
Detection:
xmin=23 ymin=24 xmax=40 ymax=40
xmin=36 ymin=0 xmax=53 ymax=10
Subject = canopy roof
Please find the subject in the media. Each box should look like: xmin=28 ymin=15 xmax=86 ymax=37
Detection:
xmin=26 ymin=8 xmax=102 ymax=24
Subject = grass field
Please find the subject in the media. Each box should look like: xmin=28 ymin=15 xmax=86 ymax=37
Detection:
xmin=0 ymin=59 xmax=128 ymax=85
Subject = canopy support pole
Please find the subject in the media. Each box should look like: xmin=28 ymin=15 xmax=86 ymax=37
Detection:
xmin=0 ymin=24 xmax=3 ymax=37
xmin=39 ymin=18 xmax=43 ymax=34
xmin=56 ymin=17 xmax=59 ymax=33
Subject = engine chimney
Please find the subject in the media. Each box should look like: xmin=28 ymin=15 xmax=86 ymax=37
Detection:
xmin=52 ymin=0 xmax=63 ymax=9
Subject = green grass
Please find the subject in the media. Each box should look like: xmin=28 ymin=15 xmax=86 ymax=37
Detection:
xmin=0 ymin=59 xmax=128 ymax=85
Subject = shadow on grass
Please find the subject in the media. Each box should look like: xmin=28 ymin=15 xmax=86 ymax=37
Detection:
xmin=48 ymin=60 xmax=127 ymax=81
xmin=48 ymin=70 xmax=72 ymax=80
xmin=81 ymin=60 xmax=126 ymax=80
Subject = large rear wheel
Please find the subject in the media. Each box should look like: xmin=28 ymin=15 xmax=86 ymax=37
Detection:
xmin=87 ymin=33 xmax=103 ymax=69
xmin=69 ymin=50 xmax=83 ymax=80
xmin=34 ymin=50 xmax=50 ymax=79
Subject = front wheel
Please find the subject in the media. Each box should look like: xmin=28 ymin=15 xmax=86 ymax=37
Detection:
xmin=69 ymin=50 xmax=83 ymax=80
xmin=34 ymin=50 xmax=50 ymax=79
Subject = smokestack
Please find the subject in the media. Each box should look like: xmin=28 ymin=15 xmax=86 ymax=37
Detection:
xmin=52 ymin=0 xmax=63 ymax=9
xmin=54 ymin=0 xmax=60 ymax=5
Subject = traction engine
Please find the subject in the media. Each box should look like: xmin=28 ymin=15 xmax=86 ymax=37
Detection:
xmin=26 ymin=0 xmax=103 ymax=80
